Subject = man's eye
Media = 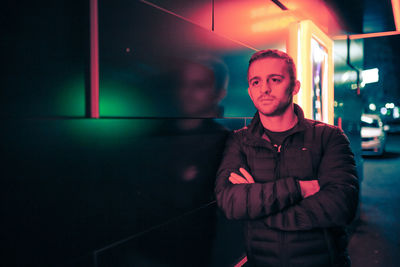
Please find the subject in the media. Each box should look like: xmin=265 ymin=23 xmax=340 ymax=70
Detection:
xmin=251 ymin=80 xmax=259 ymax=86
xmin=271 ymin=78 xmax=281 ymax=83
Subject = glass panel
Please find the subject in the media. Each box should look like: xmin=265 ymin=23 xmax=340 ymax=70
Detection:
xmin=99 ymin=0 xmax=255 ymax=117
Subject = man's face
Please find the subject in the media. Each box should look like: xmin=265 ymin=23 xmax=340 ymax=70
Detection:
xmin=178 ymin=63 xmax=222 ymax=116
xmin=248 ymin=57 xmax=299 ymax=117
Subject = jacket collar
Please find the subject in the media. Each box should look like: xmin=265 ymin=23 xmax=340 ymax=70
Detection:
xmin=246 ymin=104 xmax=311 ymax=141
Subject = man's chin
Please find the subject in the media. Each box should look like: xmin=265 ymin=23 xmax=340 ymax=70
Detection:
xmin=257 ymin=100 xmax=292 ymax=117
xmin=257 ymin=106 xmax=287 ymax=117
xmin=256 ymin=105 xmax=278 ymax=116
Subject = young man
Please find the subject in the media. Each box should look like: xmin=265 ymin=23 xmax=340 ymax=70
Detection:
xmin=215 ymin=49 xmax=359 ymax=267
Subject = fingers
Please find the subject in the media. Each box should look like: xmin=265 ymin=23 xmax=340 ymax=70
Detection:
xmin=299 ymin=180 xmax=320 ymax=198
xmin=229 ymin=172 xmax=249 ymax=184
xmin=228 ymin=169 xmax=255 ymax=184
xmin=239 ymin=168 xmax=255 ymax=183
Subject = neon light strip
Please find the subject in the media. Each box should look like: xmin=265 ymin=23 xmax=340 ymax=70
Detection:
xmin=392 ymin=0 xmax=400 ymax=31
xmin=333 ymin=31 xmax=400 ymax=40
xmin=90 ymin=0 xmax=99 ymax=118
xmin=293 ymin=20 xmax=334 ymax=125
xmin=234 ymin=256 xmax=248 ymax=267
xmin=296 ymin=24 xmax=303 ymax=107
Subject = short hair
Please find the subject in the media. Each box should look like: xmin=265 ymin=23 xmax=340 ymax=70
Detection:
xmin=193 ymin=55 xmax=229 ymax=93
xmin=247 ymin=49 xmax=296 ymax=87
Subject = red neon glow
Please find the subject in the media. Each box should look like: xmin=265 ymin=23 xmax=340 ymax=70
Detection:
xmin=334 ymin=31 xmax=400 ymax=40
xmin=392 ymin=0 xmax=400 ymax=31
xmin=234 ymin=256 xmax=248 ymax=267
xmin=90 ymin=0 xmax=99 ymax=118
xmin=184 ymin=0 xmax=341 ymax=49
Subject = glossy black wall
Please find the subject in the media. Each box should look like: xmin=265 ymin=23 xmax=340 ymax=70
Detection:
xmin=2 ymin=0 xmax=256 ymax=266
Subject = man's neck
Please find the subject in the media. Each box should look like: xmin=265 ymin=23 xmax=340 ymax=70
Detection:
xmin=259 ymin=104 xmax=298 ymax=132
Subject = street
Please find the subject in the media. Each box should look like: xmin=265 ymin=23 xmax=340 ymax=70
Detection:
xmin=348 ymin=133 xmax=400 ymax=267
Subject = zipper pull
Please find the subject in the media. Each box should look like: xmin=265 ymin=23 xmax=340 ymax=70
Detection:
xmin=273 ymin=144 xmax=282 ymax=153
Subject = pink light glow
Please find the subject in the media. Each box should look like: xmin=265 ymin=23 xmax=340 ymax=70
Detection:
xmin=90 ymin=0 xmax=99 ymax=118
xmin=234 ymin=256 xmax=248 ymax=267
xmin=184 ymin=0 xmax=341 ymax=49
xmin=392 ymin=0 xmax=400 ymax=31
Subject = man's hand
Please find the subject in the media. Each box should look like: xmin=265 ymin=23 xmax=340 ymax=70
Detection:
xmin=229 ymin=168 xmax=255 ymax=184
xmin=299 ymin=180 xmax=320 ymax=198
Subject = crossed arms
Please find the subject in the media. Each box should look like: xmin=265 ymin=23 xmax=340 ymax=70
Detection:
xmin=230 ymin=167 xmax=320 ymax=199
xmin=215 ymin=127 xmax=359 ymax=231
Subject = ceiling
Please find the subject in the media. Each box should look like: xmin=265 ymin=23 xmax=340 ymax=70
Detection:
xmin=327 ymin=0 xmax=396 ymax=34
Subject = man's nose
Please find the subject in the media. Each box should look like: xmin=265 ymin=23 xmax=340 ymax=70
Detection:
xmin=260 ymin=81 xmax=271 ymax=94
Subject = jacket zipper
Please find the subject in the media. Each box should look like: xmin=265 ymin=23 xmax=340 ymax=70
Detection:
xmin=273 ymin=143 xmax=288 ymax=267
xmin=272 ymin=144 xmax=281 ymax=180
xmin=275 ymin=142 xmax=292 ymax=267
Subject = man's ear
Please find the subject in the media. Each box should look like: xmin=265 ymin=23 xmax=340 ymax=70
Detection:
xmin=217 ymin=88 xmax=227 ymax=102
xmin=292 ymin=80 xmax=300 ymax=96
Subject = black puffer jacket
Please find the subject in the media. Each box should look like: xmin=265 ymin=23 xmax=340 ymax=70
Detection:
xmin=215 ymin=104 xmax=359 ymax=267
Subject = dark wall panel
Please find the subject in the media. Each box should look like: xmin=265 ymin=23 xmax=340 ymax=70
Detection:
xmin=2 ymin=117 xmax=245 ymax=266
xmin=3 ymin=0 xmax=257 ymax=266
xmin=1 ymin=0 xmax=89 ymax=118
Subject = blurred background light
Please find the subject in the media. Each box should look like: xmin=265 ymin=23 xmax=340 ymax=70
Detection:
xmin=385 ymin=102 xmax=395 ymax=109
xmin=394 ymin=107 xmax=400 ymax=118
xmin=369 ymin=103 xmax=377 ymax=111
xmin=361 ymin=68 xmax=379 ymax=84
xmin=361 ymin=114 xmax=374 ymax=124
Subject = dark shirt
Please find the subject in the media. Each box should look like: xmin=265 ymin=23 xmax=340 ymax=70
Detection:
xmin=264 ymin=122 xmax=299 ymax=147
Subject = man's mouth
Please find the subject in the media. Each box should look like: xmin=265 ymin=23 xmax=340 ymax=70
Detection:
xmin=259 ymin=97 xmax=274 ymax=102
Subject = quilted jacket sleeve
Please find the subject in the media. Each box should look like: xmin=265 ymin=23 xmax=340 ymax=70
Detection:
xmin=263 ymin=127 xmax=359 ymax=231
xmin=215 ymin=131 xmax=303 ymax=220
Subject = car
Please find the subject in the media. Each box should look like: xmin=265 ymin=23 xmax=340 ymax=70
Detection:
xmin=361 ymin=114 xmax=386 ymax=156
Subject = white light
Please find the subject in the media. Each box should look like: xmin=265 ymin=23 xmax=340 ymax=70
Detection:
xmin=381 ymin=107 xmax=388 ymax=115
xmin=311 ymin=39 xmax=326 ymax=63
xmin=385 ymin=103 xmax=395 ymax=109
xmin=369 ymin=103 xmax=376 ymax=111
xmin=394 ymin=107 xmax=400 ymax=119
xmin=362 ymin=68 xmax=379 ymax=84
xmin=341 ymin=72 xmax=349 ymax=82
xmin=341 ymin=71 xmax=357 ymax=83
xmin=361 ymin=115 xmax=373 ymax=124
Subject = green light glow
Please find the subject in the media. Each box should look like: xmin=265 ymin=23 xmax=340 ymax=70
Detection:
xmin=64 ymin=119 xmax=158 ymax=147
xmin=57 ymin=74 xmax=86 ymax=117
xmin=100 ymin=80 xmax=155 ymax=117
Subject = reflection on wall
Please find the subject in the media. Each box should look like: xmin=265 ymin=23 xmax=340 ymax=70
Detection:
xmin=99 ymin=0 xmax=256 ymax=118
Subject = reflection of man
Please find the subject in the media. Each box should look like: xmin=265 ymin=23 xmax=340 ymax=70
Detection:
xmin=172 ymin=56 xmax=228 ymax=132
xmin=177 ymin=58 xmax=227 ymax=118
xmin=137 ymin=56 xmax=230 ymax=266
xmin=215 ymin=50 xmax=359 ymax=266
